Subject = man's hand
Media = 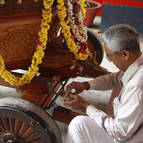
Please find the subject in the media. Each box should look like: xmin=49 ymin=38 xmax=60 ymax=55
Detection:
xmin=64 ymin=94 xmax=89 ymax=112
xmin=66 ymin=81 xmax=90 ymax=94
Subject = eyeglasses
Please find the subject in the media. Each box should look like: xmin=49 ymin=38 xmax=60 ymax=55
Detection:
xmin=106 ymin=52 xmax=121 ymax=61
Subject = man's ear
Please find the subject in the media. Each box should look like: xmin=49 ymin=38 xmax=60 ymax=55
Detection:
xmin=121 ymin=50 xmax=130 ymax=60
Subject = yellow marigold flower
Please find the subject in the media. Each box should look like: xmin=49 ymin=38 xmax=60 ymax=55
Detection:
xmin=41 ymin=28 xmax=48 ymax=34
xmin=57 ymin=0 xmax=63 ymax=3
xmin=57 ymin=5 xmax=63 ymax=10
xmin=0 ymin=0 xmax=88 ymax=86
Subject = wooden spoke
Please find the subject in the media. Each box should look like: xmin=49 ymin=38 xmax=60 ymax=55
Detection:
xmin=23 ymin=128 xmax=34 ymax=138
xmin=0 ymin=117 xmax=45 ymax=143
xmin=14 ymin=119 xmax=22 ymax=134
xmin=0 ymin=118 xmax=5 ymax=132
xmin=25 ymin=133 xmax=40 ymax=142
xmin=19 ymin=122 xmax=29 ymax=136
xmin=9 ymin=118 xmax=15 ymax=132
xmin=1 ymin=118 xmax=9 ymax=131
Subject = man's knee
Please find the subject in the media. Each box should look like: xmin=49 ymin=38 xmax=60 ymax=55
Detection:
xmin=68 ymin=115 xmax=90 ymax=131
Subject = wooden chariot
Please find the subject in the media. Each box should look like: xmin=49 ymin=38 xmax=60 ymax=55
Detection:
xmin=0 ymin=0 xmax=107 ymax=143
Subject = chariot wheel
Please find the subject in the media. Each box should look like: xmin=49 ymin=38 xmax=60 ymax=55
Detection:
xmin=0 ymin=97 xmax=62 ymax=143
xmin=87 ymin=29 xmax=104 ymax=65
xmin=80 ymin=29 xmax=106 ymax=77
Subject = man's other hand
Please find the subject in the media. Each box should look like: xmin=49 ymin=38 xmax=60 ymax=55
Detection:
xmin=64 ymin=94 xmax=89 ymax=112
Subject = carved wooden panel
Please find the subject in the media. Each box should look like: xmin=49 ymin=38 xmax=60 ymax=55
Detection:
xmin=0 ymin=7 xmax=60 ymax=69
xmin=0 ymin=16 xmax=40 ymax=63
xmin=0 ymin=0 xmax=43 ymax=13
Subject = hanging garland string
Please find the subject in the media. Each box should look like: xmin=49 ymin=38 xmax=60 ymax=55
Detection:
xmin=57 ymin=0 xmax=88 ymax=60
xmin=67 ymin=0 xmax=87 ymax=43
xmin=0 ymin=0 xmax=88 ymax=86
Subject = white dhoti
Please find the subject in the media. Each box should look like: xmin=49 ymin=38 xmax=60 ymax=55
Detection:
xmin=65 ymin=115 xmax=121 ymax=143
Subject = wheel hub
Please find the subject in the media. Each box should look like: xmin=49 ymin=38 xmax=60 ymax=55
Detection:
xmin=0 ymin=133 xmax=25 ymax=143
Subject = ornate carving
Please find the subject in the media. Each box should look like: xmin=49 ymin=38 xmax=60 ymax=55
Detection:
xmin=0 ymin=12 xmax=60 ymax=67
xmin=0 ymin=24 xmax=40 ymax=62
xmin=0 ymin=0 xmax=44 ymax=13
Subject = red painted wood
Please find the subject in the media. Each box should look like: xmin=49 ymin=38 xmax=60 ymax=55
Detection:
xmin=92 ymin=0 xmax=143 ymax=16
xmin=102 ymin=0 xmax=143 ymax=7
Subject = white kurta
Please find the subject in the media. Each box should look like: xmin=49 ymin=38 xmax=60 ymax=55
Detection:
xmin=65 ymin=54 xmax=143 ymax=143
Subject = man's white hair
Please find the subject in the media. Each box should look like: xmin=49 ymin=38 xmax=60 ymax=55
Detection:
xmin=102 ymin=24 xmax=140 ymax=53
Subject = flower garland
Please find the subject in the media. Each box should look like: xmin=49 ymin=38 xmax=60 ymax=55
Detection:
xmin=0 ymin=0 xmax=54 ymax=86
xmin=67 ymin=0 xmax=87 ymax=43
xmin=57 ymin=0 xmax=89 ymax=61
xmin=0 ymin=0 xmax=88 ymax=86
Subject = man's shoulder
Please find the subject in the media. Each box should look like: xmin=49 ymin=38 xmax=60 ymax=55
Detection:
xmin=130 ymin=67 xmax=143 ymax=86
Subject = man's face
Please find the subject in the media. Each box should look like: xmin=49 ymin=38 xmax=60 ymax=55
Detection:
xmin=104 ymin=43 xmax=126 ymax=71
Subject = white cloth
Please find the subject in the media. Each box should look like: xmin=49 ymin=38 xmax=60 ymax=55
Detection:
xmin=65 ymin=115 xmax=118 ymax=143
xmin=65 ymin=54 xmax=143 ymax=143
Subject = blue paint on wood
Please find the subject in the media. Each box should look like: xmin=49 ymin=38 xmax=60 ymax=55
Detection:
xmin=101 ymin=4 xmax=143 ymax=35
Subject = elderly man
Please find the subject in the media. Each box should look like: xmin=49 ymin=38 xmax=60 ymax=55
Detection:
xmin=64 ymin=24 xmax=143 ymax=143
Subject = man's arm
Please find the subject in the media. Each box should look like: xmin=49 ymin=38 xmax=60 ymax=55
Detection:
xmin=88 ymin=71 xmax=123 ymax=90
xmin=86 ymin=86 xmax=143 ymax=141
xmin=65 ymin=71 xmax=123 ymax=95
